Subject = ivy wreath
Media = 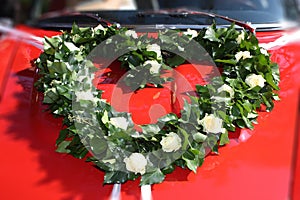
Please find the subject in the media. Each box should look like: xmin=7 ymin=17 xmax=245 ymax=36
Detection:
xmin=35 ymin=23 xmax=280 ymax=185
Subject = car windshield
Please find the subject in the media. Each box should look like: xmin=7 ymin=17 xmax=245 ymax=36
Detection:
xmin=75 ymin=0 xmax=298 ymax=22
xmin=28 ymin=0 xmax=299 ymax=31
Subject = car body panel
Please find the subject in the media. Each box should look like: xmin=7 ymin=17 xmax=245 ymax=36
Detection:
xmin=0 ymin=25 xmax=299 ymax=200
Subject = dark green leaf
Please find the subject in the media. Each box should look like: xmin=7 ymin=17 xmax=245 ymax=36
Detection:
xmin=182 ymin=150 xmax=195 ymax=160
xmin=182 ymin=150 xmax=199 ymax=173
xmin=56 ymin=129 xmax=69 ymax=145
xmin=90 ymin=136 xmax=107 ymax=155
xmin=215 ymin=59 xmax=237 ymax=65
xmin=166 ymin=55 xmax=185 ymax=67
xmin=141 ymin=124 xmax=161 ymax=137
xmin=104 ymin=171 xmax=129 ymax=184
xmin=184 ymin=158 xmax=198 ymax=173
xmin=49 ymin=62 xmax=68 ymax=75
xmin=140 ymin=169 xmax=165 ymax=185
xmin=265 ymin=73 xmax=279 ymax=90
xmin=192 ymin=132 xmax=207 ymax=143
xmin=161 ymin=164 xmax=175 ymax=174
xmin=219 ymin=131 xmax=229 ymax=146
xmin=158 ymin=113 xmax=178 ymax=123
xmin=43 ymin=89 xmax=59 ymax=104
xmin=56 ymin=141 xmax=71 ymax=153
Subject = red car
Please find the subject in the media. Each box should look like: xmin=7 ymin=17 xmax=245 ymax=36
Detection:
xmin=0 ymin=0 xmax=300 ymax=199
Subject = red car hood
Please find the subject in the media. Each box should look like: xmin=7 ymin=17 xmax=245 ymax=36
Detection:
xmin=0 ymin=25 xmax=299 ymax=200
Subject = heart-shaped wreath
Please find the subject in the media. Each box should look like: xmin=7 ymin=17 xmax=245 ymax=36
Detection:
xmin=35 ymin=23 xmax=279 ymax=186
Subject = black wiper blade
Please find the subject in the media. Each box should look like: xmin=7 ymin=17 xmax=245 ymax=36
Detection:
xmin=138 ymin=9 xmax=255 ymax=33
xmin=33 ymin=10 xmax=255 ymax=33
xmin=33 ymin=12 xmax=116 ymax=30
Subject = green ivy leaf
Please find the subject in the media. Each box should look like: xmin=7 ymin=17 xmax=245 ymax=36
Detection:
xmin=184 ymin=159 xmax=198 ymax=173
xmin=192 ymin=132 xmax=207 ymax=143
xmin=104 ymin=171 xmax=129 ymax=184
xmin=56 ymin=129 xmax=69 ymax=145
xmin=161 ymin=164 xmax=175 ymax=174
xmin=141 ymin=124 xmax=161 ymax=137
xmin=158 ymin=113 xmax=178 ymax=123
xmin=206 ymin=134 xmax=219 ymax=154
xmin=215 ymin=59 xmax=237 ymax=65
xmin=265 ymin=72 xmax=279 ymax=90
xmin=180 ymin=100 xmax=192 ymax=122
xmin=49 ymin=62 xmax=68 ymax=75
xmin=56 ymin=141 xmax=71 ymax=153
xmin=44 ymin=36 xmax=61 ymax=53
xmin=90 ymin=136 xmax=108 ymax=155
xmin=140 ymin=169 xmax=165 ymax=185
xmin=204 ymin=26 xmax=221 ymax=42
xmin=182 ymin=150 xmax=198 ymax=173
xmin=43 ymin=88 xmax=59 ymax=104
xmin=166 ymin=55 xmax=185 ymax=67
xmin=219 ymin=131 xmax=229 ymax=146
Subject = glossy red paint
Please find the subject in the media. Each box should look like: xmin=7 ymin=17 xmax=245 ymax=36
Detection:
xmin=0 ymin=26 xmax=299 ymax=200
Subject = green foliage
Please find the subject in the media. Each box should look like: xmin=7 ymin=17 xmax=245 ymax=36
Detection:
xmin=140 ymin=169 xmax=165 ymax=185
xmin=35 ymin=23 xmax=280 ymax=186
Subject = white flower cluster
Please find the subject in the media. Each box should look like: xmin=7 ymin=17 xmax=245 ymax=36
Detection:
xmin=125 ymin=30 xmax=138 ymax=39
xmin=160 ymin=132 xmax=182 ymax=152
xmin=260 ymin=48 xmax=269 ymax=56
xmin=123 ymin=132 xmax=182 ymax=174
xmin=183 ymin=29 xmax=198 ymax=39
xmin=110 ymin=117 xmax=130 ymax=130
xmin=235 ymin=51 xmax=252 ymax=62
xmin=146 ymin=44 xmax=162 ymax=59
xmin=124 ymin=153 xmax=147 ymax=174
xmin=144 ymin=60 xmax=161 ymax=74
xmin=94 ymin=24 xmax=105 ymax=31
xmin=199 ymin=114 xmax=225 ymax=134
xmin=236 ymin=31 xmax=245 ymax=44
xmin=245 ymin=74 xmax=266 ymax=88
xmin=217 ymin=84 xmax=234 ymax=98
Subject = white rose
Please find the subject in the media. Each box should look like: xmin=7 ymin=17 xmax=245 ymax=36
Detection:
xmin=160 ymin=132 xmax=182 ymax=152
xmin=124 ymin=153 xmax=147 ymax=174
xmin=235 ymin=51 xmax=252 ymax=62
xmin=245 ymin=74 xmax=266 ymax=88
xmin=183 ymin=29 xmax=198 ymax=39
xmin=217 ymin=84 xmax=234 ymax=98
xmin=110 ymin=117 xmax=130 ymax=130
xmin=125 ymin=30 xmax=138 ymax=39
xmin=144 ymin=60 xmax=161 ymax=74
xmin=199 ymin=114 xmax=224 ymax=134
xmin=76 ymin=90 xmax=95 ymax=101
xmin=260 ymin=48 xmax=269 ymax=56
xmin=146 ymin=44 xmax=161 ymax=58
xmin=236 ymin=31 xmax=245 ymax=44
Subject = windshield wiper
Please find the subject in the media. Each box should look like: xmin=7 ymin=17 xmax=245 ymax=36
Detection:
xmin=33 ymin=12 xmax=115 ymax=30
xmin=137 ymin=9 xmax=255 ymax=33
xmin=34 ymin=10 xmax=255 ymax=33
